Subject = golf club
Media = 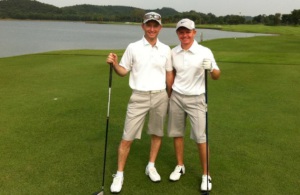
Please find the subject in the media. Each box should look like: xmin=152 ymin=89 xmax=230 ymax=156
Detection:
xmin=204 ymin=69 xmax=210 ymax=195
xmin=95 ymin=64 xmax=113 ymax=195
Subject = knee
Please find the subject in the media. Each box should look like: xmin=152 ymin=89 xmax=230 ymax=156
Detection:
xmin=119 ymin=139 xmax=133 ymax=149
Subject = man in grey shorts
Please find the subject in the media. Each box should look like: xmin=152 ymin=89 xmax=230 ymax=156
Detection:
xmin=106 ymin=12 xmax=174 ymax=193
xmin=167 ymin=18 xmax=221 ymax=192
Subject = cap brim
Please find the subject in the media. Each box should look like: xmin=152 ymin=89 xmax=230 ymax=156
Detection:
xmin=176 ymin=26 xmax=194 ymax=30
xmin=143 ymin=19 xmax=161 ymax=25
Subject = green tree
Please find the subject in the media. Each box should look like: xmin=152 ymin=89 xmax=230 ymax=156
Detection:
xmin=291 ymin=9 xmax=300 ymax=25
xmin=274 ymin=13 xmax=281 ymax=25
xmin=131 ymin=8 xmax=145 ymax=23
xmin=281 ymin=14 xmax=292 ymax=25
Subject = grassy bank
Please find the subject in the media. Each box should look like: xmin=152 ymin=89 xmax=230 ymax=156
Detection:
xmin=197 ymin=24 xmax=300 ymax=35
xmin=0 ymin=26 xmax=299 ymax=194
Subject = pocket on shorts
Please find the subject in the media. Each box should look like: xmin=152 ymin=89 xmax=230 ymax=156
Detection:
xmin=196 ymin=94 xmax=207 ymax=112
xmin=202 ymin=96 xmax=207 ymax=112
xmin=128 ymin=93 xmax=138 ymax=108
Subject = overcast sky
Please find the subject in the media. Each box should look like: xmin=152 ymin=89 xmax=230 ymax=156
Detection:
xmin=38 ymin=0 xmax=299 ymax=16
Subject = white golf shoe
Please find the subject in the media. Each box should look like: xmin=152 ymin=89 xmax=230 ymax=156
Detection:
xmin=110 ymin=174 xmax=124 ymax=193
xmin=201 ymin=175 xmax=212 ymax=191
xmin=145 ymin=166 xmax=161 ymax=182
xmin=169 ymin=165 xmax=185 ymax=181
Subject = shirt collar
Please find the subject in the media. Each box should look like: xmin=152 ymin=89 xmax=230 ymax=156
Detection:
xmin=142 ymin=36 xmax=161 ymax=48
xmin=175 ymin=40 xmax=198 ymax=54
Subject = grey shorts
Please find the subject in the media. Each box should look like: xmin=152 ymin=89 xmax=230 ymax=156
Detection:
xmin=122 ymin=90 xmax=168 ymax=141
xmin=167 ymin=91 xmax=207 ymax=143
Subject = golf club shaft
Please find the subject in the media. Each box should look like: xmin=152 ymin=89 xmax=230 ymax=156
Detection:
xmin=101 ymin=64 xmax=113 ymax=193
xmin=205 ymin=69 xmax=209 ymax=194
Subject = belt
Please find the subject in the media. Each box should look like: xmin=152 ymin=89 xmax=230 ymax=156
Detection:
xmin=133 ymin=89 xmax=165 ymax=94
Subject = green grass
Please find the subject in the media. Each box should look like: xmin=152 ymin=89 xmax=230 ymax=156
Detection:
xmin=0 ymin=26 xmax=300 ymax=194
xmin=196 ymin=24 xmax=300 ymax=35
xmin=163 ymin=24 xmax=300 ymax=35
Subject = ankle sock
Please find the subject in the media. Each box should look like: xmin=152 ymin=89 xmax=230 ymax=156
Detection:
xmin=116 ymin=171 xmax=123 ymax=178
xmin=147 ymin=162 xmax=155 ymax=168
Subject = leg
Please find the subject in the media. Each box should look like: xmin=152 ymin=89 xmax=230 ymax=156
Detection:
xmin=197 ymin=142 xmax=209 ymax=175
xmin=168 ymin=92 xmax=186 ymax=181
xmin=174 ymin=137 xmax=184 ymax=165
xmin=149 ymin=135 xmax=162 ymax=163
xmin=145 ymin=135 xmax=162 ymax=182
xmin=146 ymin=91 xmax=167 ymax=182
xmin=117 ymin=139 xmax=133 ymax=172
xmin=198 ymin=142 xmax=212 ymax=191
xmin=169 ymin=137 xmax=186 ymax=181
xmin=111 ymin=139 xmax=133 ymax=193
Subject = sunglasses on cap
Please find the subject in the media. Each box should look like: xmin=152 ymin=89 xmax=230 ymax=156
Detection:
xmin=143 ymin=13 xmax=161 ymax=20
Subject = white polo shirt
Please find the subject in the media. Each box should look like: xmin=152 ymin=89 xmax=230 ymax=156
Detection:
xmin=172 ymin=40 xmax=219 ymax=95
xmin=119 ymin=37 xmax=172 ymax=91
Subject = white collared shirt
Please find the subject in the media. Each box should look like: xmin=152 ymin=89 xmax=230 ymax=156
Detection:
xmin=172 ymin=40 xmax=219 ymax=95
xmin=119 ymin=37 xmax=172 ymax=91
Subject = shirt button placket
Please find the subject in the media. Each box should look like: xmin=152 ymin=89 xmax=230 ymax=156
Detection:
xmin=183 ymin=51 xmax=188 ymax=67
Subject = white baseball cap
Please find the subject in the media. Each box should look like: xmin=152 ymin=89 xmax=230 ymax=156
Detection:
xmin=176 ymin=18 xmax=195 ymax=30
xmin=143 ymin=12 xmax=162 ymax=25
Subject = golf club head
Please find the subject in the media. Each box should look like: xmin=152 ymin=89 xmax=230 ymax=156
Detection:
xmin=92 ymin=191 xmax=103 ymax=195
xmin=201 ymin=191 xmax=209 ymax=195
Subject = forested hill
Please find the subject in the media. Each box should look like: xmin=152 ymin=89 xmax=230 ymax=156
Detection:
xmin=1 ymin=0 xmax=299 ymax=25
xmin=0 ymin=0 xmax=179 ymax=22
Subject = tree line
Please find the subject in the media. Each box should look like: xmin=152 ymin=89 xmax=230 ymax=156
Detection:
xmin=0 ymin=0 xmax=299 ymax=25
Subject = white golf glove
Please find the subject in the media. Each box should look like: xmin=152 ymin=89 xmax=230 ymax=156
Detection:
xmin=201 ymin=58 xmax=212 ymax=71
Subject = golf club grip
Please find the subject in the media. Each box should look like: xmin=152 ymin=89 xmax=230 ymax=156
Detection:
xmin=205 ymin=70 xmax=208 ymax=104
xmin=107 ymin=64 xmax=113 ymax=117
xmin=109 ymin=64 xmax=113 ymax=88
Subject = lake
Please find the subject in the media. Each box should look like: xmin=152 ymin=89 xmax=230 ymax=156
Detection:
xmin=0 ymin=20 xmax=270 ymax=58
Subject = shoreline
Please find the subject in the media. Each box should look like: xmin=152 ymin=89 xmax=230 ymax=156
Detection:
xmin=0 ymin=18 xmax=220 ymax=29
